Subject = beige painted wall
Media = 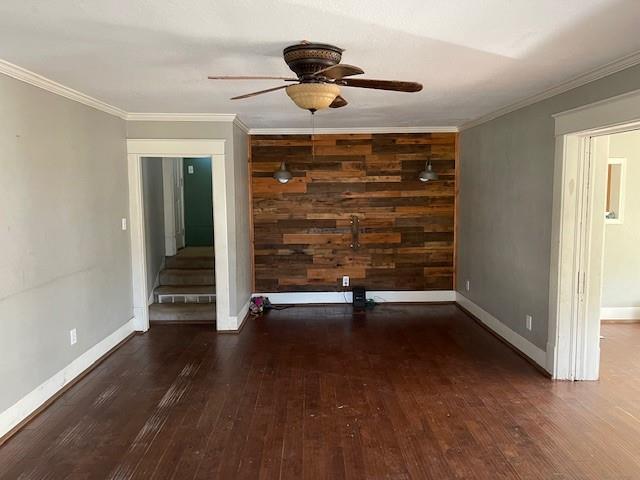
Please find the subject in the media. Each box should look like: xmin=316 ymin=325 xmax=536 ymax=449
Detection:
xmin=458 ymin=63 xmax=640 ymax=350
xmin=0 ymin=74 xmax=131 ymax=413
xmin=602 ymin=130 xmax=640 ymax=308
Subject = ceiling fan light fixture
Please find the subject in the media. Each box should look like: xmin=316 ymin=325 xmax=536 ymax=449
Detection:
xmin=419 ymin=161 xmax=439 ymax=182
xmin=273 ymin=161 xmax=293 ymax=184
xmin=286 ymin=83 xmax=341 ymax=111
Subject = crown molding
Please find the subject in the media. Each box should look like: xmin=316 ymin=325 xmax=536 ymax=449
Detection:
xmin=125 ymin=112 xmax=239 ymax=122
xmin=248 ymin=126 xmax=458 ymax=135
xmin=459 ymin=50 xmax=640 ymax=131
xmin=0 ymin=59 xmax=128 ymax=119
xmin=233 ymin=116 xmax=250 ymax=134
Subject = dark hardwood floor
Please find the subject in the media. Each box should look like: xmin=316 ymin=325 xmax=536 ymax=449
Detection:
xmin=2 ymin=305 xmax=640 ymax=479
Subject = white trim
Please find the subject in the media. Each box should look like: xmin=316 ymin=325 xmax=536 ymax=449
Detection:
xmin=460 ymin=51 xmax=640 ymax=131
xmin=0 ymin=319 xmax=135 ymax=439
xmin=126 ymin=112 xmax=237 ymax=122
xmin=601 ymin=307 xmax=640 ymax=320
xmin=0 ymin=58 xmax=127 ymax=119
xmin=127 ymin=139 xmax=231 ymax=332
xmin=256 ymin=290 xmax=456 ymax=304
xmin=456 ymin=293 xmax=548 ymax=371
xmin=249 ymin=126 xmax=458 ymax=135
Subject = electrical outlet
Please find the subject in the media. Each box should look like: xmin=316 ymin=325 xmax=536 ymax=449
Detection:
xmin=70 ymin=328 xmax=77 ymax=345
xmin=465 ymin=280 xmax=470 ymax=292
xmin=525 ymin=315 xmax=533 ymax=331
xmin=121 ymin=218 xmax=127 ymax=231
xmin=342 ymin=276 xmax=350 ymax=287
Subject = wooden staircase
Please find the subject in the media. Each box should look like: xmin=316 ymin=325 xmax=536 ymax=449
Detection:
xmin=148 ymin=247 xmax=216 ymax=324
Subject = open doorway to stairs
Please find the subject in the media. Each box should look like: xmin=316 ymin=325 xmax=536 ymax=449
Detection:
xmin=127 ymin=139 xmax=231 ymax=333
xmin=141 ymin=156 xmax=216 ymax=326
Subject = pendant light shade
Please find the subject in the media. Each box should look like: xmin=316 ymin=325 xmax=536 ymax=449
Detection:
xmin=419 ymin=161 xmax=439 ymax=182
xmin=273 ymin=160 xmax=293 ymax=184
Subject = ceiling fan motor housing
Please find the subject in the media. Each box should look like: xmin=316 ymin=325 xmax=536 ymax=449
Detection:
xmin=283 ymin=42 xmax=344 ymax=80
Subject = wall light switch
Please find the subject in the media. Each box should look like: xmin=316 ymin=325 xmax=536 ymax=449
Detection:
xmin=342 ymin=276 xmax=350 ymax=287
xmin=70 ymin=328 xmax=77 ymax=345
xmin=121 ymin=218 xmax=127 ymax=231
xmin=188 ymin=165 xmax=194 ymax=174
xmin=526 ymin=315 xmax=533 ymax=331
xmin=465 ymin=280 xmax=470 ymax=292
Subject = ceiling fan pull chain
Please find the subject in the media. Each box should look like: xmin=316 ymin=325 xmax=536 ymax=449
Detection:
xmin=311 ymin=112 xmax=315 ymax=162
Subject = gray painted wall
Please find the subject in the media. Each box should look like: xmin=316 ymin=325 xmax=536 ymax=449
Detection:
xmin=458 ymin=63 xmax=640 ymax=350
xmin=0 ymin=74 xmax=131 ymax=413
xmin=127 ymin=120 xmax=252 ymax=319
xmin=602 ymin=130 xmax=640 ymax=309
xmin=141 ymin=157 xmax=166 ymax=297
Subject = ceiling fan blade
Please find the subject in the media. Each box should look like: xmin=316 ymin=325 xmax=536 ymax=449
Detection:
xmin=209 ymin=75 xmax=298 ymax=81
xmin=230 ymin=84 xmax=289 ymax=100
xmin=329 ymin=95 xmax=348 ymax=108
xmin=339 ymin=78 xmax=423 ymax=92
xmin=313 ymin=64 xmax=364 ymax=79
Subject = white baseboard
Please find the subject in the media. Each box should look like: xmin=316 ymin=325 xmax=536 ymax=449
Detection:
xmin=255 ymin=290 xmax=456 ymax=305
xmin=220 ymin=297 xmax=251 ymax=332
xmin=455 ymin=293 xmax=548 ymax=371
xmin=601 ymin=306 xmax=640 ymax=320
xmin=0 ymin=318 xmax=135 ymax=439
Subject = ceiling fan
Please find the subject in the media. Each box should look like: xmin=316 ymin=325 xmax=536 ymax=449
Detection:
xmin=208 ymin=41 xmax=423 ymax=113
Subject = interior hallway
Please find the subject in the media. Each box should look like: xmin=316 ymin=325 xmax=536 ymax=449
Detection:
xmin=1 ymin=305 xmax=639 ymax=479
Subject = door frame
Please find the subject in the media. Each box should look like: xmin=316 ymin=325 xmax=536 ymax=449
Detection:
xmin=548 ymin=88 xmax=640 ymax=380
xmin=127 ymin=139 xmax=230 ymax=332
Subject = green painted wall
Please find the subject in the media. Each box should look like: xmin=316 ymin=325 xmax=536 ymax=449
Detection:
xmin=183 ymin=157 xmax=214 ymax=246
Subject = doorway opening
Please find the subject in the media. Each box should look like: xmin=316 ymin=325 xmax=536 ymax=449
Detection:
xmin=127 ymin=139 xmax=232 ymax=332
xmin=549 ymin=89 xmax=640 ymax=380
xmin=140 ymin=156 xmax=216 ymax=325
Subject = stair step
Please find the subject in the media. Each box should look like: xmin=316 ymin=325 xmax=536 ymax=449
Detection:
xmin=159 ymin=269 xmax=214 ymax=286
xmin=149 ymin=303 xmax=215 ymax=324
xmin=165 ymin=256 xmax=214 ymax=269
xmin=154 ymin=285 xmax=216 ymax=304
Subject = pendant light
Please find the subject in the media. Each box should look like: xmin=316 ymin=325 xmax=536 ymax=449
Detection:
xmin=273 ymin=160 xmax=292 ymax=184
xmin=419 ymin=161 xmax=439 ymax=182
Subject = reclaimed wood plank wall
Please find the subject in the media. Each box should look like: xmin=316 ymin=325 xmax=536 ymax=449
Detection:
xmin=250 ymin=133 xmax=456 ymax=292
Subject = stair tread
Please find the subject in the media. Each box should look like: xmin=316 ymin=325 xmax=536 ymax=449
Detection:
xmin=159 ymin=268 xmax=215 ymax=286
xmin=155 ymin=285 xmax=215 ymax=294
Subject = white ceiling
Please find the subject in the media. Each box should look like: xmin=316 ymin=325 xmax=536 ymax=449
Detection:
xmin=1 ymin=0 xmax=640 ymax=129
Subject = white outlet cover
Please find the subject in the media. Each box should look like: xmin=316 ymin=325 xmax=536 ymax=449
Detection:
xmin=121 ymin=218 xmax=127 ymax=230
xmin=188 ymin=165 xmax=194 ymax=174
xmin=70 ymin=328 xmax=77 ymax=345
xmin=465 ymin=280 xmax=470 ymax=292
xmin=342 ymin=276 xmax=350 ymax=287
xmin=525 ymin=315 xmax=533 ymax=331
